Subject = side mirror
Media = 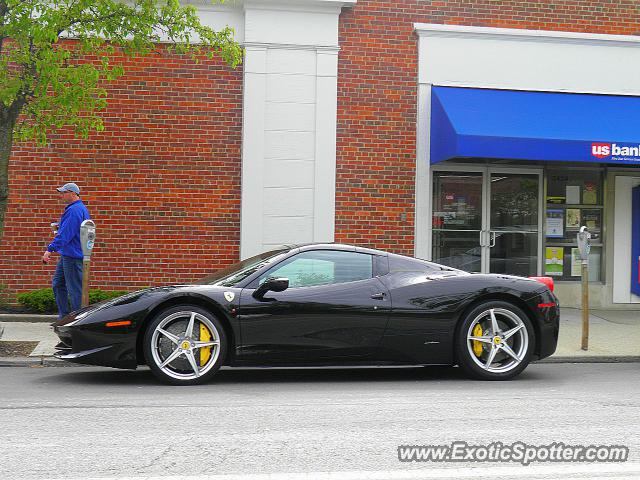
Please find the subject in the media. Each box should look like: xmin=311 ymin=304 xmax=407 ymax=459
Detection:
xmin=253 ymin=277 xmax=289 ymax=300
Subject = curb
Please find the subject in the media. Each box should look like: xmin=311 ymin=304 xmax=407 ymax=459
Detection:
xmin=537 ymin=355 xmax=640 ymax=363
xmin=0 ymin=356 xmax=638 ymax=368
xmin=0 ymin=314 xmax=58 ymax=323
xmin=0 ymin=356 xmax=82 ymax=367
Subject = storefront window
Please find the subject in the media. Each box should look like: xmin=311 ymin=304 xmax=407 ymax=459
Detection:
xmin=544 ymin=169 xmax=604 ymax=281
xmin=432 ymin=172 xmax=483 ymax=272
xmin=431 ymin=169 xmax=539 ymax=276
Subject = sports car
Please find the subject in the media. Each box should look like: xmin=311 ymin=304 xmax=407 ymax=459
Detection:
xmin=53 ymin=243 xmax=559 ymax=385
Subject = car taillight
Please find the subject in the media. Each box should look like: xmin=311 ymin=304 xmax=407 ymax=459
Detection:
xmin=529 ymin=276 xmax=554 ymax=292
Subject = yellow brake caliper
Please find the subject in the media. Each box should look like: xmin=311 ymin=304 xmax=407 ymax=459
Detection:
xmin=472 ymin=324 xmax=484 ymax=357
xmin=199 ymin=323 xmax=212 ymax=366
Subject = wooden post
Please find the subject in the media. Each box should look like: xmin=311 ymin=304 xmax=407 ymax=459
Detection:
xmin=581 ymin=260 xmax=589 ymax=351
xmin=81 ymin=258 xmax=91 ymax=308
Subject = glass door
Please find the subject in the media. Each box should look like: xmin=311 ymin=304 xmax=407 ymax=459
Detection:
xmin=432 ymin=171 xmax=484 ymax=272
xmin=488 ymin=172 xmax=540 ymax=277
xmin=432 ymin=167 xmax=542 ymax=276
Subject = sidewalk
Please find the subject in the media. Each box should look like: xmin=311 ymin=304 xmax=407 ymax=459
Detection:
xmin=0 ymin=308 xmax=638 ymax=366
xmin=543 ymin=308 xmax=640 ymax=362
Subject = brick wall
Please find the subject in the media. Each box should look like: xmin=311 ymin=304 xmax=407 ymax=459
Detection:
xmin=335 ymin=0 xmax=640 ymax=256
xmin=3 ymin=1 xmax=640 ymax=301
xmin=0 ymin=43 xmax=243 ymax=300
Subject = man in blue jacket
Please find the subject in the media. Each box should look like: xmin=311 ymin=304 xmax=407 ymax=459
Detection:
xmin=42 ymin=183 xmax=91 ymax=319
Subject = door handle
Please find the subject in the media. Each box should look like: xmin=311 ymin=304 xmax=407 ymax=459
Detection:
xmin=490 ymin=231 xmax=496 ymax=248
xmin=371 ymin=293 xmax=386 ymax=300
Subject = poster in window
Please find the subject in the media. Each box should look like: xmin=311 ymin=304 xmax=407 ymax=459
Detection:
xmin=566 ymin=208 xmax=581 ymax=229
xmin=582 ymin=210 xmax=600 ymax=231
xmin=545 ymin=247 xmax=564 ymax=276
xmin=583 ymin=181 xmax=597 ymax=205
xmin=566 ymin=185 xmax=581 ymax=204
xmin=546 ymin=209 xmax=564 ymax=238
xmin=571 ymin=248 xmax=582 ymax=277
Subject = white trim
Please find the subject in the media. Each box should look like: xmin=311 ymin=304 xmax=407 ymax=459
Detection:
xmin=414 ymin=23 xmax=640 ymax=46
xmin=240 ymin=46 xmax=268 ymax=259
xmin=414 ymin=23 xmax=640 ymax=96
xmin=414 ymin=83 xmax=431 ymax=261
xmin=244 ymin=42 xmax=341 ymax=51
xmin=239 ymin=1 xmax=350 ymax=258
xmin=313 ymin=49 xmax=338 ymax=242
xmin=244 ymin=0 xmax=356 ymax=10
xmin=187 ymin=0 xmax=356 ymax=9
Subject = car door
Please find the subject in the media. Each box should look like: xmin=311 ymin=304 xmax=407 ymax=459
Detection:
xmin=237 ymin=249 xmax=391 ymax=364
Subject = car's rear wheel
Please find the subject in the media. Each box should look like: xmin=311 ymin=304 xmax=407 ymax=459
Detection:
xmin=143 ymin=305 xmax=227 ymax=385
xmin=456 ymin=300 xmax=534 ymax=380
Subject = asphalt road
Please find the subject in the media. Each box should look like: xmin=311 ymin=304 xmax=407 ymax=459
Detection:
xmin=0 ymin=363 xmax=639 ymax=480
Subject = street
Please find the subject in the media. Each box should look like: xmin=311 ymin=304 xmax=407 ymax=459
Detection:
xmin=1 ymin=363 xmax=639 ymax=479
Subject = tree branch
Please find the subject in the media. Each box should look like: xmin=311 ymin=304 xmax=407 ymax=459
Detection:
xmin=0 ymin=0 xmax=8 ymax=55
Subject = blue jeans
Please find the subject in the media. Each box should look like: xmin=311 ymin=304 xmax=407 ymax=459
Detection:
xmin=52 ymin=256 xmax=83 ymax=319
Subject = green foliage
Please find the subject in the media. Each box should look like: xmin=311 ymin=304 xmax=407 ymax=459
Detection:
xmin=16 ymin=289 xmax=55 ymax=313
xmin=0 ymin=0 xmax=243 ymax=144
xmin=16 ymin=287 xmax=128 ymax=313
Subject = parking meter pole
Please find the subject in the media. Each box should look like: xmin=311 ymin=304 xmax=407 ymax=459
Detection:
xmin=577 ymin=226 xmax=591 ymax=351
xmin=581 ymin=260 xmax=589 ymax=351
xmin=79 ymin=220 xmax=96 ymax=309
xmin=81 ymin=259 xmax=91 ymax=308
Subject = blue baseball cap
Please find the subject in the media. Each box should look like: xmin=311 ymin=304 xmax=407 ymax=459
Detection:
xmin=56 ymin=183 xmax=80 ymax=195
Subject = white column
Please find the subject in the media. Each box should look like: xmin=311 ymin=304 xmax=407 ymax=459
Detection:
xmin=239 ymin=1 xmax=355 ymax=258
xmin=240 ymin=46 xmax=268 ymax=259
xmin=313 ymin=48 xmax=339 ymax=242
xmin=415 ymin=82 xmax=432 ymax=261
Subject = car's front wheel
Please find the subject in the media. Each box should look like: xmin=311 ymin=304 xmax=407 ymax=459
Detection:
xmin=456 ymin=300 xmax=535 ymax=380
xmin=143 ymin=305 xmax=227 ymax=385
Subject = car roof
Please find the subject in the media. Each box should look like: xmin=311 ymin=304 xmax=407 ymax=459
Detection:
xmin=287 ymin=242 xmax=388 ymax=256
xmin=284 ymin=242 xmax=456 ymax=271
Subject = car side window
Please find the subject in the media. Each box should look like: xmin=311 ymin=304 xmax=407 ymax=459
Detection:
xmin=258 ymin=250 xmax=373 ymax=288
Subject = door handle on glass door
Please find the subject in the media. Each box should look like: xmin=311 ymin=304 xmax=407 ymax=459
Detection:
xmin=489 ymin=231 xmax=496 ymax=248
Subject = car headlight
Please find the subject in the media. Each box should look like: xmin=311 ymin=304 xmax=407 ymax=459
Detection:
xmin=67 ymin=291 xmax=145 ymax=325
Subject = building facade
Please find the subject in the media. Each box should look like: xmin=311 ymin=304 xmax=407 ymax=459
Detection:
xmin=2 ymin=0 xmax=640 ymax=309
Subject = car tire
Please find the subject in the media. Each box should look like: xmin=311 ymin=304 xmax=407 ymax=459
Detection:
xmin=143 ymin=305 xmax=227 ymax=385
xmin=455 ymin=300 xmax=535 ymax=381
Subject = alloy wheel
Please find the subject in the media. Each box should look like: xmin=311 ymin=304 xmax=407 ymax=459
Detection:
xmin=150 ymin=310 xmax=221 ymax=381
xmin=466 ymin=307 xmax=529 ymax=374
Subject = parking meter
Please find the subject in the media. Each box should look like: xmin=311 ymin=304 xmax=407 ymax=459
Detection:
xmin=79 ymin=220 xmax=96 ymax=307
xmin=80 ymin=220 xmax=96 ymax=259
xmin=577 ymin=226 xmax=591 ymax=350
xmin=577 ymin=226 xmax=591 ymax=262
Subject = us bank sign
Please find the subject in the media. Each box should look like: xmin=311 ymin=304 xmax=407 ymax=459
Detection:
xmin=592 ymin=143 xmax=640 ymax=163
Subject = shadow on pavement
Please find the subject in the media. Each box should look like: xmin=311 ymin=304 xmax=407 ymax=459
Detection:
xmin=38 ymin=363 xmax=550 ymax=386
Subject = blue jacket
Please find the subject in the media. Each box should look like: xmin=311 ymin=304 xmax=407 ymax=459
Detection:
xmin=47 ymin=200 xmax=91 ymax=259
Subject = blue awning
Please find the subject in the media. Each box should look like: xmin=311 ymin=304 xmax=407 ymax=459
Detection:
xmin=430 ymin=86 xmax=640 ymax=165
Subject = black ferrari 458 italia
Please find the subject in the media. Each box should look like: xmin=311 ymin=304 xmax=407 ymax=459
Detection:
xmin=53 ymin=243 xmax=559 ymax=385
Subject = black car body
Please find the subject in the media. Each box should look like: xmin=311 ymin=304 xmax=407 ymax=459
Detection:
xmin=54 ymin=243 xmax=559 ymax=384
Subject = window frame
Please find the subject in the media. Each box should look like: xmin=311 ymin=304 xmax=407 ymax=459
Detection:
xmin=247 ymin=249 xmax=378 ymax=290
xmin=543 ymin=166 xmax=606 ymax=283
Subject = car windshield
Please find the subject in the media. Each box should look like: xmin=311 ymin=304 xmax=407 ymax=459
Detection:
xmin=196 ymin=248 xmax=291 ymax=287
